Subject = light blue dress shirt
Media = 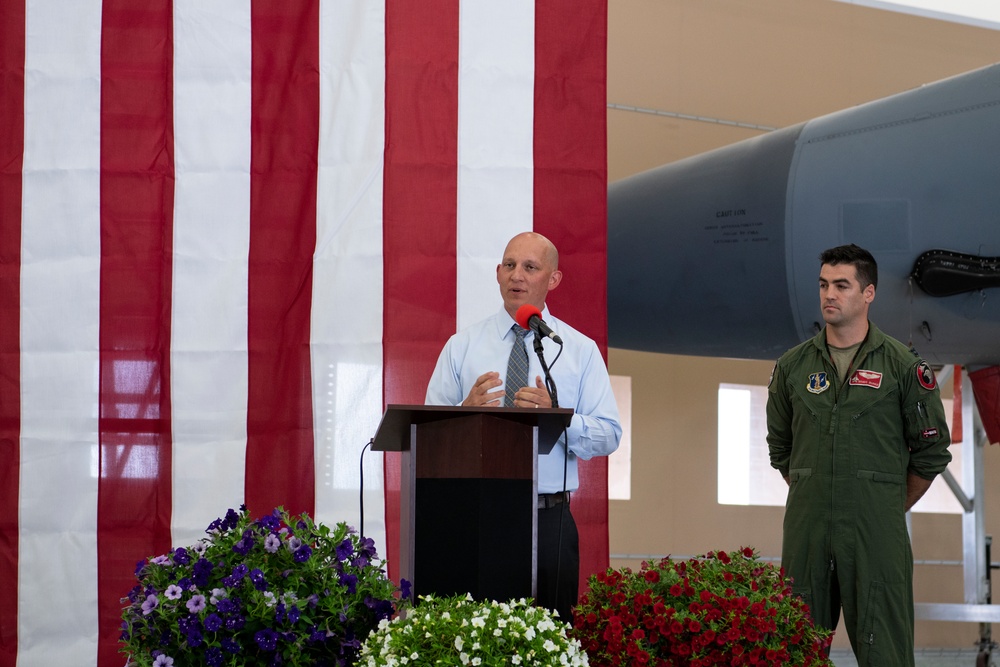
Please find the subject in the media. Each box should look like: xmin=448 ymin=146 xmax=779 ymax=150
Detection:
xmin=424 ymin=306 xmax=622 ymax=493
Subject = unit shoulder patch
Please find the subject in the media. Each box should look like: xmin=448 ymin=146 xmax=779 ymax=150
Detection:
xmin=916 ymin=361 xmax=937 ymax=390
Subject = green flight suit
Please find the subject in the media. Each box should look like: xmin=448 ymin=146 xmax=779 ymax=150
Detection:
xmin=767 ymin=322 xmax=951 ymax=667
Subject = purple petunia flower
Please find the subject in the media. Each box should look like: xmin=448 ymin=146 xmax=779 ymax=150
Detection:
xmin=232 ymin=535 xmax=254 ymax=556
xmin=172 ymin=547 xmax=191 ymax=565
xmin=221 ymin=637 xmax=241 ymax=654
xmin=264 ymin=533 xmax=281 ymax=553
xmin=293 ymin=544 xmax=312 ymax=563
xmin=192 ymin=558 xmax=214 ymax=588
xmin=399 ymin=578 xmax=412 ymax=599
xmin=222 ymin=563 xmax=248 ymax=587
xmin=141 ymin=594 xmax=159 ymax=615
xmin=203 ymin=613 xmax=223 ymax=632
xmin=287 ymin=605 xmax=301 ymax=625
xmin=222 ymin=508 xmax=240 ymax=531
xmin=186 ymin=627 xmax=203 ymax=648
xmin=357 ymin=535 xmax=377 ymax=559
xmin=255 ymin=628 xmax=280 ymax=652
xmin=337 ymin=572 xmax=358 ymax=595
xmin=216 ymin=597 xmax=240 ymax=614
xmin=204 ymin=646 xmax=223 ymax=667
xmin=151 ymin=555 xmax=171 ymax=566
xmin=335 ymin=539 xmax=353 ymax=562
xmin=186 ymin=594 xmax=207 ymax=614
xmin=250 ymin=568 xmax=268 ymax=591
xmin=152 ymin=654 xmax=174 ymax=667
xmin=287 ymin=536 xmax=302 ymax=553
xmin=259 ymin=511 xmax=281 ymax=531
xmin=164 ymin=585 xmax=183 ymax=600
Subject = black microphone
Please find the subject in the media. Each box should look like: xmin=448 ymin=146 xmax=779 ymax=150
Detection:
xmin=515 ymin=304 xmax=563 ymax=345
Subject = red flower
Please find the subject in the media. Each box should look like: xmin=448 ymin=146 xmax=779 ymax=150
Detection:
xmin=570 ymin=549 xmax=834 ymax=667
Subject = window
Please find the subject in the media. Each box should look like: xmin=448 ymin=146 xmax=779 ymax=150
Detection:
xmin=608 ymin=375 xmax=632 ymax=500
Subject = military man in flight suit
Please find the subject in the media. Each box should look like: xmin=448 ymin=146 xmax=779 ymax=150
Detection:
xmin=767 ymin=244 xmax=952 ymax=666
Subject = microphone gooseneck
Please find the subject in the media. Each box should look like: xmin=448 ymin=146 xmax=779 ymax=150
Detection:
xmin=515 ymin=304 xmax=561 ymax=408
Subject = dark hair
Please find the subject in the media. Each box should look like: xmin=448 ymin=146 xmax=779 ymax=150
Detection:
xmin=819 ymin=244 xmax=878 ymax=289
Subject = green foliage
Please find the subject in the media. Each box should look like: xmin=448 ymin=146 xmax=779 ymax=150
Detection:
xmin=120 ymin=506 xmax=403 ymax=667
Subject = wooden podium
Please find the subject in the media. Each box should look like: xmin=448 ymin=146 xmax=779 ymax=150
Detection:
xmin=373 ymin=404 xmax=573 ymax=602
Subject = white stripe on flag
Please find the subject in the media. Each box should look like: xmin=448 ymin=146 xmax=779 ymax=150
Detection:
xmin=313 ymin=0 xmax=387 ymax=546
xmin=456 ymin=2 xmax=536 ymax=330
xmin=20 ymin=0 xmax=103 ymax=663
xmin=171 ymin=0 xmax=253 ymax=547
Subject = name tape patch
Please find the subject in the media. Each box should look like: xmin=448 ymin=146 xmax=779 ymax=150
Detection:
xmin=849 ymin=369 xmax=882 ymax=389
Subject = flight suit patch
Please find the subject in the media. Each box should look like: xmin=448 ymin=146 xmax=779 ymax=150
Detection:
xmin=916 ymin=361 xmax=937 ymax=390
xmin=849 ymin=369 xmax=882 ymax=389
xmin=807 ymin=372 xmax=829 ymax=394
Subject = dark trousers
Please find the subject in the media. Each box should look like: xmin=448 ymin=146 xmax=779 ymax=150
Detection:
xmin=536 ymin=503 xmax=579 ymax=623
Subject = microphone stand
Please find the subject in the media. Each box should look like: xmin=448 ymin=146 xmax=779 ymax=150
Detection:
xmin=532 ymin=334 xmax=559 ymax=408
xmin=532 ymin=332 xmax=568 ymax=619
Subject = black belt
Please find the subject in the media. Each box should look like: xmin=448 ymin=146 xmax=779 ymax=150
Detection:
xmin=538 ymin=492 xmax=570 ymax=510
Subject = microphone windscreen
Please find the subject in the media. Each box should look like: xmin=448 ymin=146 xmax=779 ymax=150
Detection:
xmin=515 ymin=304 xmax=541 ymax=330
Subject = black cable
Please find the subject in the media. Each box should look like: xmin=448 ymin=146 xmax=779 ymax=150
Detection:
xmin=553 ymin=424 xmax=570 ymax=619
xmin=358 ymin=438 xmax=373 ymax=538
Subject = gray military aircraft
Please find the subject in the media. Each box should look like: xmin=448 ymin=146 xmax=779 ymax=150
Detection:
xmin=609 ymin=62 xmax=1000 ymax=366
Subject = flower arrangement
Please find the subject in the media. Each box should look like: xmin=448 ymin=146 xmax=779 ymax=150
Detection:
xmin=571 ymin=547 xmax=833 ymax=667
xmin=359 ymin=593 xmax=589 ymax=667
xmin=120 ymin=506 xmax=404 ymax=667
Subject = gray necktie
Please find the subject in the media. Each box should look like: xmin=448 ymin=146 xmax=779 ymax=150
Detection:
xmin=504 ymin=325 xmax=529 ymax=407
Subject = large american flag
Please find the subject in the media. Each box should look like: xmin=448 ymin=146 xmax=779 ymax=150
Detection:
xmin=0 ymin=1 xmax=610 ymax=665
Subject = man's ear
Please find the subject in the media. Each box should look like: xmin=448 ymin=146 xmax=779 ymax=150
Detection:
xmin=548 ymin=270 xmax=563 ymax=291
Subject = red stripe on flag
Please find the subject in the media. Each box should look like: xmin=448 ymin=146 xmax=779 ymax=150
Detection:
xmin=533 ymin=0 xmax=610 ymax=590
xmin=246 ymin=1 xmax=319 ymax=520
xmin=382 ymin=0 xmax=460 ymax=579
xmin=98 ymin=2 xmax=175 ymax=664
xmin=0 ymin=2 xmax=25 ymax=664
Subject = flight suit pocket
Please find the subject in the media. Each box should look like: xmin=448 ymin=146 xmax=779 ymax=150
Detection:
xmin=788 ymin=468 xmax=813 ymax=482
xmin=859 ymin=581 xmax=885 ymax=666
xmin=855 ymin=470 xmax=909 ymax=567
xmin=903 ymin=400 xmax=944 ymax=445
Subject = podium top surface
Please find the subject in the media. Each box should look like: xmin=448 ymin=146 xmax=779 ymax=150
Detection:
xmin=372 ymin=404 xmax=573 ymax=453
